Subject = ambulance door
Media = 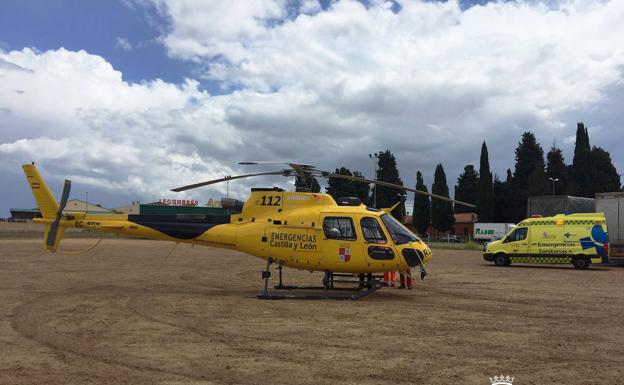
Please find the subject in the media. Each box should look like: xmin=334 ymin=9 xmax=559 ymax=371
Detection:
xmin=503 ymin=226 xmax=529 ymax=256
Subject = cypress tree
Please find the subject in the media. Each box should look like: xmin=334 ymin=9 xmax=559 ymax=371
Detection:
xmin=454 ymin=165 xmax=479 ymax=213
xmin=372 ymin=150 xmax=404 ymax=219
xmin=477 ymin=142 xmax=495 ymax=222
xmin=412 ymin=171 xmax=431 ymax=236
xmin=572 ymin=122 xmax=592 ymax=197
xmin=431 ymin=164 xmax=455 ymax=232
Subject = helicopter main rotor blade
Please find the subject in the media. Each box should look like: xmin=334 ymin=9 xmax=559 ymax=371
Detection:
xmin=239 ymin=161 xmax=316 ymax=169
xmin=171 ymin=171 xmax=288 ymax=192
xmin=320 ymin=172 xmax=476 ymax=209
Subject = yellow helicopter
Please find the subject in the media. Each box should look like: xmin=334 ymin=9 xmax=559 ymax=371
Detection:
xmin=22 ymin=161 xmax=474 ymax=300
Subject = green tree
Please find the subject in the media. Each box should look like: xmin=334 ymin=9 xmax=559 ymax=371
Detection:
xmin=528 ymin=163 xmax=548 ymax=196
xmin=326 ymin=167 xmax=357 ymax=199
xmin=310 ymin=177 xmax=320 ymax=193
xmin=514 ymin=132 xmax=546 ymax=186
xmin=352 ymin=171 xmax=371 ymax=204
xmin=431 ymin=164 xmax=455 ymax=232
xmin=546 ymin=146 xmax=568 ymax=195
xmin=454 ymin=165 xmax=479 ymax=214
xmin=412 ymin=171 xmax=431 ymax=235
xmin=326 ymin=167 xmax=370 ymax=204
xmin=493 ymin=169 xmax=514 ymax=223
xmin=572 ymin=122 xmax=592 ymax=197
xmin=295 ymin=174 xmax=320 ymax=192
xmin=510 ymin=132 xmax=546 ymax=222
xmin=372 ymin=150 xmax=404 ymax=219
xmin=477 ymin=142 xmax=495 ymax=221
xmin=589 ymin=147 xmax=621 ymax=194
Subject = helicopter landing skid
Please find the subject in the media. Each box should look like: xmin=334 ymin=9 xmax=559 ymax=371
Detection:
xmin=257 ymin=261 xmax=383 ymax=300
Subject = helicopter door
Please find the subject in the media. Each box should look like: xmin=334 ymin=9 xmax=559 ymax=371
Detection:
xmin=359 ymin=216 xmax=398 ymax=271
xmin=321 ymin=216 xmax=360 ymax=270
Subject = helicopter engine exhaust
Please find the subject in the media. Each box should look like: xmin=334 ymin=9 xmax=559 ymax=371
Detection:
xmin=221 ymin=197 xmax=244 ymax=212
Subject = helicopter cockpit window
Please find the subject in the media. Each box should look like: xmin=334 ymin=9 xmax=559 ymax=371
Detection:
xmin=360 ymin=217 xmax=387 ymax=244
xmin=323 ymin=217 xmax=356 ymax=240
xmin=380 ymin=214 xmax=418 ymax=245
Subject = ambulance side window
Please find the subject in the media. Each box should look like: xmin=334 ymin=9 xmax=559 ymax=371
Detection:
xmin=506 ymin=227 xmax=528 ymax=242
xmin=323 ymin=217 xmax=356 ymax=240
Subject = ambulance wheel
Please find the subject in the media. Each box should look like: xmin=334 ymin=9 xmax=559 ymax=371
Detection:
xmin=494 ymin=254 xmax=510 ymax=267
xmin=573 ymin=256 xmax=590 ymax=270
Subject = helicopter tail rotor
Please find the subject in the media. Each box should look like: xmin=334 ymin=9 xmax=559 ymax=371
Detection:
xmin=46 ymin=179 xmax=71 ymax=249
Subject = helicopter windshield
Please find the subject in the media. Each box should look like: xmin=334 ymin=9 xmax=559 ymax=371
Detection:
xmin=380 ymin=214 xmax=420 ymax=245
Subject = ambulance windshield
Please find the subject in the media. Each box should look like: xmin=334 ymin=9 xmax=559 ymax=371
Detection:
xmin=380 ymin=214 xmax=420 ymax=245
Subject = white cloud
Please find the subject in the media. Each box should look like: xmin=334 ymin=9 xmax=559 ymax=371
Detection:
xmin=115 ymin=37 xmax=133 ymax=51
xmin=149 ymin=0 xmax=624 ymax=178
xmin=0 ymin=48 xmax=245 ymax=201
xmin=299 ymin=0 xmax=321 ymax=14
xmin=152 ymin=0 xmax=287 ymax=61
xmin=1 ymin=0 xmax=624 ymax=212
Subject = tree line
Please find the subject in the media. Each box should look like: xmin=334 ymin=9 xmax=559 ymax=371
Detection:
xmin=322 ymin=122 xmax=621 ymax=235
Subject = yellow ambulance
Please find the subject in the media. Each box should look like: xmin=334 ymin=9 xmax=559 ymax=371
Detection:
xmin=483 ymin=213 xmax=609 ymax=269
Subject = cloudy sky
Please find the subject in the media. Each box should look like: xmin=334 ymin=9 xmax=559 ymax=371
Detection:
xmin=1 ymin=0 xmax=623 ymax=216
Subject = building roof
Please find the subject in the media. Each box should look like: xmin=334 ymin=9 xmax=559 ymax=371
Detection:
xmin=9 ymin=208 xmax=40 ymax=213
xmin=64 ymin=199 xmax=114 ymax=213
xmin=455 ymin=212 xmax=478 ymax=223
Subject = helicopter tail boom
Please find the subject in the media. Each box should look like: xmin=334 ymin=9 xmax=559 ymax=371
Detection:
xmin=22 ymin=163 xmax=59 ymax=219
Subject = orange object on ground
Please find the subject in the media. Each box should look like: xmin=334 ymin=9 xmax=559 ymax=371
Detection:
xmin=383 ymin=271 xmax=396 ymax=286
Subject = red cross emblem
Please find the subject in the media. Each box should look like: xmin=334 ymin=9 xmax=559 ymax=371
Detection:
xmin=339 ymin=247 xmax=351 ymax=262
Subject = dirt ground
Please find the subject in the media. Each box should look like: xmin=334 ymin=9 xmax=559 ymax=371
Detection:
xmin=0 ymin=239 xmax=623 ymax=385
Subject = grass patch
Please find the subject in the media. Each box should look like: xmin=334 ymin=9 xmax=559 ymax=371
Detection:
xmin=426 ymin=240 xmax=483 ymax=251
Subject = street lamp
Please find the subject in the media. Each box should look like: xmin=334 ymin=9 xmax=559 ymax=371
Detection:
xmin=548 ymin=177 xmax=559 ymax=196
xmin=368 ymin=153 xmax=379 ymax=208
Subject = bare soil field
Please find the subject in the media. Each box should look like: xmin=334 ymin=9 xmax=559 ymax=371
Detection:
xmin=0 ymin=239 xmax=623 ymax=385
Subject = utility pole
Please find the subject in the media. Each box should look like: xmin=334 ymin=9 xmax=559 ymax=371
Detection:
xmin=368 ymin=152 xmax=379 ymax=208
